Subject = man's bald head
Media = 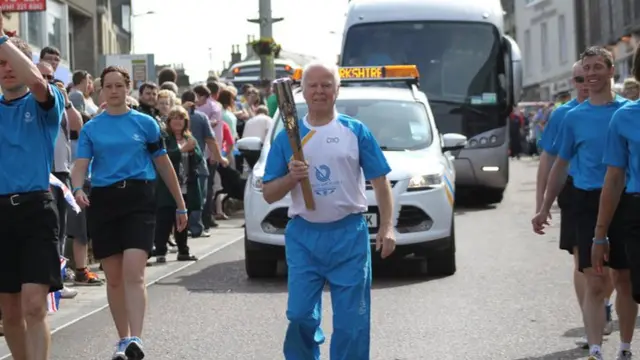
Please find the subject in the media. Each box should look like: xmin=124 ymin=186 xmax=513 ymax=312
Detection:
xmin=572 ymin=61 xmax=584 ymax=76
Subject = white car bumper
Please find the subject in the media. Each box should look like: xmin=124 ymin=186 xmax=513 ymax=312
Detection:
xmin=244 ymin=177 xmax=454 ymax=248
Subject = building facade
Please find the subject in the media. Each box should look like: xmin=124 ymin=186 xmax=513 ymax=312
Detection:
xmin=15 ymin=0 xmax=131 ymax=85
xmin=515 ymin=0 xmax=577 ymax=101
xmin=580 ymin=0 xmax=640 ymax=81
xmin=98 ymin=0 xmax=132 ymax=57
xmin=501 ymin=0 xmax=516 ymax=39
xmin=19 ymin=0 xmax=98 ymax=83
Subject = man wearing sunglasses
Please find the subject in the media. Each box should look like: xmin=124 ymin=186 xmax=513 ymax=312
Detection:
xmin=533 ymin=60 xmax=615 ymax=348
xmin=38 ymin=62 xmax=84 ymax=299
xmin=533 ymin=47 xmax=636 ymax=360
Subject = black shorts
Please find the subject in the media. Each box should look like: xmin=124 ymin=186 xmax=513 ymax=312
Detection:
xmin=0 ymin=191 xmax=63 ymax=294
xmin=575 ymin=188 xmax=628 ymax=272
xmin=87 ymin=180 xmax=156 ymax=260
xmin=558 ymin=176 xmax=577 ymax=254
xmin=623 ymin=194 xmax=640 ymax=303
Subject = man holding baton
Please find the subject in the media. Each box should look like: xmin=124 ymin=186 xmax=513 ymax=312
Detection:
xmin=262 ymin=62 xmax=395 ymax=360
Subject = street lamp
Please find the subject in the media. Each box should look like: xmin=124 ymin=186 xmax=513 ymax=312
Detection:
xmin=130 ymin=10 xmax=156 ymax=54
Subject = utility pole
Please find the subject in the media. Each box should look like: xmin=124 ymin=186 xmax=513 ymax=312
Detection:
xmin=248 ymin=0 xmax=283 ymax=82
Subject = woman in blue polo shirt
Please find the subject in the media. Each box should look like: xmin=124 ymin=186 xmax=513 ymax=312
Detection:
xmin=70 ymin=66 xmax=187 ymax=360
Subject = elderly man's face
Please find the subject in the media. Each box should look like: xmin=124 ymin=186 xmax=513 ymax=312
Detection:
xmin=302 ymin=66 xmax=338 ymax=113
xmin=623 ymin=86 xmax=640 ymax=100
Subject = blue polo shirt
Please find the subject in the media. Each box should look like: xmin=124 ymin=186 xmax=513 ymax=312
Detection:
xmin=541 ymin=99 xmax=579 ymax=156
xmin=76 ymin=109 xmax=167 ymax=187
xmin=558 ymin=96 xmax=628 ymax=191
xmin=603 ymin=101 xmax=640 ymax=193
xmin=0 ymin=85 xmax=65 ymax=195
xmin=541 ymin=99 xmax=580 ymax=178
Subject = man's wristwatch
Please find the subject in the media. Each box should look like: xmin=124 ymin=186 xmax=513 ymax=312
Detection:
xmin=65 ymin=103 xmax=72 ymax=110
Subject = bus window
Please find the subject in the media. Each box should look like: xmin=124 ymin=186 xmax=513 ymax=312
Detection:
xmin=342 ymin=22 xmax=501 ymax=104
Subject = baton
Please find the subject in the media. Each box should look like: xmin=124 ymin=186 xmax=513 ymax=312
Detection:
xmin=273 ymin=78 xmax=316 ymax=210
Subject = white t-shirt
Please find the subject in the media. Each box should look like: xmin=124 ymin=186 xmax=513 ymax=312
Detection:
xmin=263 ymin=113 xmax=390 ymax=223
xmin=52 ymin=112 xmax=71 ymax=173
xmin=242 ymin=114 xmax=273 ymax=142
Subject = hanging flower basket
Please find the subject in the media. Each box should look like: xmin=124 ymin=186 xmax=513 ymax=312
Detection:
xmin=251 ymin=37 xmax=282 ymax=57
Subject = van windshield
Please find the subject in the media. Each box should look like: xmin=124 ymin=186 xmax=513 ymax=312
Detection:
xmin=341 ymin=21 xmax=502 ymax=105
xmin=272 ymin=99 xmax=432 ymax=151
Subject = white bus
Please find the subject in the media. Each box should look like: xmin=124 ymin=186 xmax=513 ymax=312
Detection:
xmin=223 ymin=59 xmax=300 ymax=89
xmin=340 ymin=0 xmax=523 ymax=204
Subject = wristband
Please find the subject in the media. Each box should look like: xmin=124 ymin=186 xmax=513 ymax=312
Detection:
xmin=176 ymin=209 xmax=188 ymax=215
xmin=592 ymin=237 xmax=609 ymax=245
xmin=72 ymin=187 xmax=83 ymax=194
xmin=0 ymin=35 xmax=9 ymax=46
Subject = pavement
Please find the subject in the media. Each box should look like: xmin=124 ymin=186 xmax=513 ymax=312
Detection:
xmin=2 ymin=158 xmax=640 ymax=359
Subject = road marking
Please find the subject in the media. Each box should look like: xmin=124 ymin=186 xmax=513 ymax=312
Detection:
xmin=0 ymin=235 xmax=243 ymax=360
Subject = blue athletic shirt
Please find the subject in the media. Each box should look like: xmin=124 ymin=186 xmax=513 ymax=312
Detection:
xmin=541 ymin=98 xmax=579 ymax=155
xmin=603 ymin=100 xmax=640 ymax=193
xmin=76 ymin=109 xmax=167 ymax=187
xmin=0 ymin=85 xmax=65 ymax=195
xmin=557 ymin=95 xmax=628 ymax=191
xmin=542 ymin=99 xmax=581 ymax=178
xmin=263 ymin=113 xmax=391 ymax=223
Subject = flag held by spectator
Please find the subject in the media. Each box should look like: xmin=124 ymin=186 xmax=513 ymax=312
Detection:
xmin=47 ymin=257 xmax=67 ymax=314
xmin=49 ymin=174 xmax=81 ymax=213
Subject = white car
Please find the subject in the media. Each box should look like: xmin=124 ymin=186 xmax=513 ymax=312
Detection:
xmin=237 ymin=77 xmax=467 ymax=279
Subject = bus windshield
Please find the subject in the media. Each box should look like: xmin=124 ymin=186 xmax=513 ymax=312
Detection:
xmin=341 ymin=21 xmax=502 ymax=105
xmin=272 ymin=99 xmax=432 ymax=151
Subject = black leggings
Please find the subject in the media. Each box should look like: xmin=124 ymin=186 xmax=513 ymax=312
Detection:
xmin=154 ymin=195 xmax=190 ymax=256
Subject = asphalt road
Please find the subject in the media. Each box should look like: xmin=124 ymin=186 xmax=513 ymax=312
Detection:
xmin=14 ymin=159 xmax=640 ymax=359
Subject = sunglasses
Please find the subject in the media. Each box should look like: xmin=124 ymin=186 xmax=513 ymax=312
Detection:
xmin=574 ymin=76 xmax=585 ymax=83
xmin=43 ymin=74 xmax=54 ymax=81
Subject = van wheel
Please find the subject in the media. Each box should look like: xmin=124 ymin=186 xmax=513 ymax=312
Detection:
xmin=244 ymin=238 xmax=278 ymax=279
xmin=426 ymin=220 xmax=456 ymax=276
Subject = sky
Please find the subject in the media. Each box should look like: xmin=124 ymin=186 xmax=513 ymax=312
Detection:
xmin=131 ymin=0 xmax=349 ymax=81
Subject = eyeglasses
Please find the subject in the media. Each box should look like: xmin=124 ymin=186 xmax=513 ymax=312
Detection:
xmin=42 ymin=74 xmax=54 ymax=81
xmin=573 ymin=76 xmax=585 ymax=83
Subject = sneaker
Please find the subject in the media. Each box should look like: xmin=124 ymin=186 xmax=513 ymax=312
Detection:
xmin=125 ymin=336 xmax=145 ymax=360
xmin=588 ymin=352 xmax=604 ymax=360
xmin=575 ymin=336 xmax=588 ymax=349
xmin=60 ymin=286 xmax=78 ymax=299
xmin=202 ymin=229 xmax=211 ymax=237
xmin=168 ymin=245 xmax=178 ymax=254
xmin=112 ymin=338 xmax=128 ymax=360
xmin=177 ymin=253 xmax=197 ymax=262
xmin=604 ymin=303 xmax=614 ymax=335
xmin=156 ymin=256 xmax=167 ymax=264
xmin=64 ymin=268 xmax=76 ymax=283
xmin=617 ymin=350 xmax=633 ymax=360
xmin=73 ymin=268 xmax=104 ymax=286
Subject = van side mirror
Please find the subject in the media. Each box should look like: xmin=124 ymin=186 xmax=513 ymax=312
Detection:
xmin=503 ymin=35 xmax=523 ymax=110
xmin=442 ymin=133 xmax=467 ymax=152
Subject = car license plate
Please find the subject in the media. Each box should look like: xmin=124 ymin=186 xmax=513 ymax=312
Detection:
xmin=364 ymin=213 xmax=377 ymax=228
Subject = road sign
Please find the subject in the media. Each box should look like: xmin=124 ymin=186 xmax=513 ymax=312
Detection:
xmin=0 ymin=0 xmax=46 ymax=12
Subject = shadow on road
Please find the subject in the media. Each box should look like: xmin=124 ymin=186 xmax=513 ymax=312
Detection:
xmin=454 ymin=204 xmax=496 ymax=216
xmin=512 ymin=346 xmax=587 ymax=360
xmin=514 ymin=318 xmax=640 ymax=360
xmin=562 ymin=316 xmax=640 ymax=338
xmin=162 ymin=258 xmax=444 ymax=295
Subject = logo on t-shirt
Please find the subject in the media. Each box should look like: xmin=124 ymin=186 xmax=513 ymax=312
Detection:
xmin=132 ymin=133 xmax=144 ymax=143
xmin=315 ymin=165 xmax=331 ymax=182
xmin=24 ymin=111 xmax=33 ymax=123
xmin=313 ymin=164 xmax=339 ymax=196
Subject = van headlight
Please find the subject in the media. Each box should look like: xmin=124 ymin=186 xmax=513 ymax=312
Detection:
xmin=252 ymin=176 xmax=263 ymax=192
xmin=407 ymin=174 xmax=442 ymax=190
